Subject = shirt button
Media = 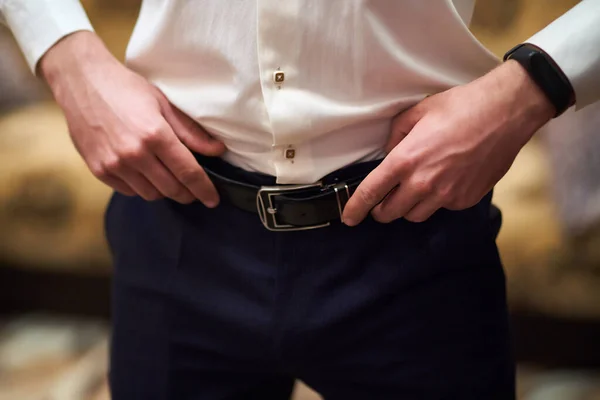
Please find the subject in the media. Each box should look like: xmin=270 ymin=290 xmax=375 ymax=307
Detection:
xmin=284 ymin=147 xmax=296 ymax=159
xmin=273 ymin=70 xmax=285 ymax=84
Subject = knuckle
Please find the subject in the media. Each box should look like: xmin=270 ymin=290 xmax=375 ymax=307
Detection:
xmin=100 ymin=156 xmax=123 ymax=175
xmin=388 ymin=156 xmax=412 ymax=176
xmin=89 ymin=162 xmax=108 ymax=179
xmin=400 ymin=153 xmax=419 ymax=170
xmin=436 ymin=185 xmax=454 ymax=204
xmin=140 ymin=125 xmax=164 ymax=147
xmin=412 ymin=178 xmax=434 ymax=196
xmin=117 ymin=143 xmax=145 ymax=163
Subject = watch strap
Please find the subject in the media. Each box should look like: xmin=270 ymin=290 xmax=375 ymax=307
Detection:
xmin=504 ymin=43 xmax=575 ymax=117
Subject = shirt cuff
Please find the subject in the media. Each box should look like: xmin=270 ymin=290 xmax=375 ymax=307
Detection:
xmin=525 ymin=0 xmax=600 ymax=110
xmin=1 ymin=0 xmax=94 ymax=74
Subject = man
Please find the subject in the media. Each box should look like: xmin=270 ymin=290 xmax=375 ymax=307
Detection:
xmin=1 ymin=1 xmax=599 ymax=398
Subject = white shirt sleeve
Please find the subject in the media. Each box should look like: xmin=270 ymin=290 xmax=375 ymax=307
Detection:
xmin=526 ymin=0 xmax=600 ymax=110
xmin=0 ymin=0 xmax=94 ymax=74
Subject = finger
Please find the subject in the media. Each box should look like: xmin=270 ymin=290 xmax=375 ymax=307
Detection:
xmin=151 ymin=160 xmax=196 ymax=204
xmin=132 ymin=154 xmax=195 ymax=204
xmin=118 ymin=166 xmax=163 ymax=201
xmin=97 ymin=174 xmax=136 ymax=196
xmin=89 ymin=156 xmax=158 ymax=199
xmin=370 ymin=183 xmax=422 ymax=223
xmin=161 ymin=100 xmax=226 ymax=156
xmin=404 ymin=197 xmax=442 ymax=223
xmin=139 ymin=156 xmax=195 ymax=204
xmin=385 ymin=104 xmax=423 ymax=153
xmin=342 ymin=159 xmax=402 ymax=226
xmin=149 ymin=123 xmax=220 ymax=207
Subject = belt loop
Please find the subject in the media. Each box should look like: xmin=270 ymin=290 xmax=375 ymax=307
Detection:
xmin=334 ymin=183 xmax=350 ymax=223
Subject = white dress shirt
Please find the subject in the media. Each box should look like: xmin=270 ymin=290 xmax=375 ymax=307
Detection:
xmin=1 ymin=0 xmax=599 ymax=184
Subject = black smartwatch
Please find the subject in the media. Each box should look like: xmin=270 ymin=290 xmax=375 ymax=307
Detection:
xmin=503 ymin=43 xmax=575 ymax=117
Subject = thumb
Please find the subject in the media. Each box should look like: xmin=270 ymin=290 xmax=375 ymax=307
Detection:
xmin=161 ymin=102 xmax=226 ymax=157
xmin=385 ymin=104 xmax=422 ymax=153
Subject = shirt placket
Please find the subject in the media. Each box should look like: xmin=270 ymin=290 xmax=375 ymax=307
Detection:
xmin=256 ymin=0 xmax=316 ymax=184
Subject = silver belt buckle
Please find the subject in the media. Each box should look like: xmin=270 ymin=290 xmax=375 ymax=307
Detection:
xmin=256 ymin=182 xmax=330 ymax=231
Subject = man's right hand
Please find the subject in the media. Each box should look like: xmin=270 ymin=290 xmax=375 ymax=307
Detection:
xmin=39 ymin=31 xmax=225 ymax=206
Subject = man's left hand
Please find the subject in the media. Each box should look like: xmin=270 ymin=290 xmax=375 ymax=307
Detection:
xmin=342 ymin=60 xmax=556 ymax=226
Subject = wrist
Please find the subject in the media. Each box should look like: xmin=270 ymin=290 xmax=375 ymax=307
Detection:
xmin=500 ymin=60 xmax=556 ymax=125
xmin=39 ymin=31 xmax=115 ymax=89
xmin=503 ymin=43 xmax=575 ymax=117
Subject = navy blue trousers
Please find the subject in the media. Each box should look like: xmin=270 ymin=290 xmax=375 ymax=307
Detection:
xmin=105 ymin=159 xmax=514 ymax=400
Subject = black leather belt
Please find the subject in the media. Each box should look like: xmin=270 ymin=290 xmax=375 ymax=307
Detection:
xmin=197 ymin=156 xmax=379 ymax=231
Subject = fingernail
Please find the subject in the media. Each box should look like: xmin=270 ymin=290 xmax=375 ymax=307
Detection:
xmin=205 ymin=200 xmax=218 ymax=208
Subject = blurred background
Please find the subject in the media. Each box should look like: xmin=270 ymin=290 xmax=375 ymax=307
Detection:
xmin=1 ymin=0 xmax=600 ymax=399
